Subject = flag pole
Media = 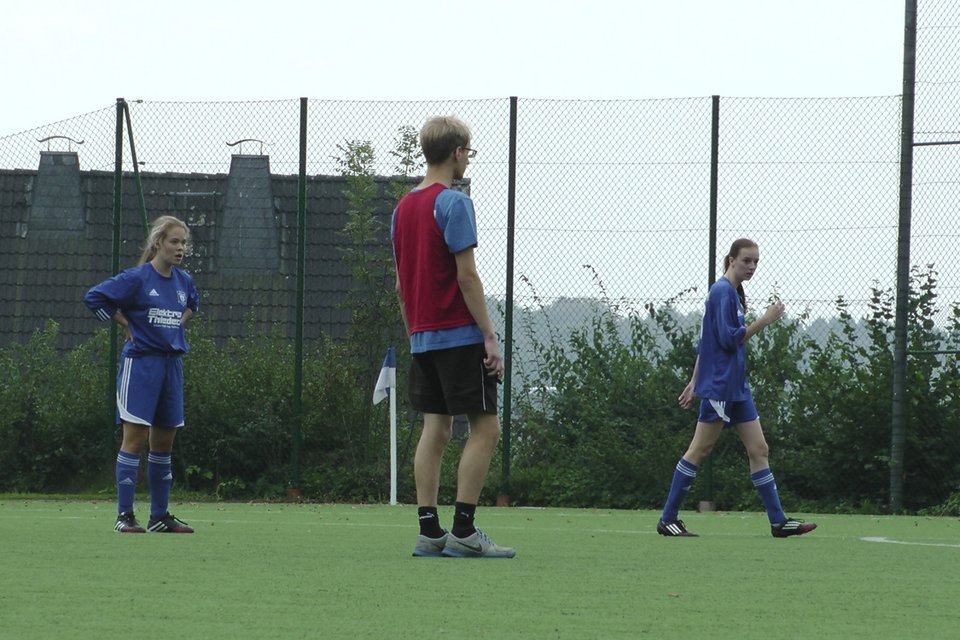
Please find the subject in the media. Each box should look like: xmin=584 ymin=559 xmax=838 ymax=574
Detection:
xmin=374 ymin=346 xmax=398 ymax=505
xmin=390 ymin=386 xmax=398 ymax=505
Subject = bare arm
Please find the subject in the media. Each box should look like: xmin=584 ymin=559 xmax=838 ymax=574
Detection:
xmin=454 ymin=248 xmax=503 ymax=379
xmin=112 ymin=310 xmax=134 ymax=343
xmin=744 ymin=300 xmax=785 ymax=342
xmin=678 ymin=355 xmax=699 ymax=409
xmin=395 ymin=273 xmax=410 ymax=335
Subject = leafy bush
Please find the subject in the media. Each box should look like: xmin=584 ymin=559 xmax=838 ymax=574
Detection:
xmin=0 ymin=321 xmax=114 ymax=492
xmin=2 ymin=265 xmax=958 ymax=513
xmin=508 ymin=265 xmax=960 ymax=514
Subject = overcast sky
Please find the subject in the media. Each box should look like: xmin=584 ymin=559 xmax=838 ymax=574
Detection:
xmin=2 ymin=0 xmax=907 ymax=135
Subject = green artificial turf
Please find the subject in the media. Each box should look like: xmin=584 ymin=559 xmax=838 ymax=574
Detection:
xmin=2 ymin=501 xmax=958 ymax=639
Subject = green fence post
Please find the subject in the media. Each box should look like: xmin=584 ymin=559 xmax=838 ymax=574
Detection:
xmin=700 ymin=95 xmax=721 ymax=511
xmin=122 ymin=101 xmax=149 ymax=234
xmin=108 ymin=99 xmax=124 ymax=450
xmin=499 ymin=96 xmax=518 ymax=506
xmin=290 ymin=97 xmax=307 ymax=498
xmin=890 ymin=0 xmax=917 ymax=514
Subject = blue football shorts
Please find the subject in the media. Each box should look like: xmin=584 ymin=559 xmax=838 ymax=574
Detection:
xmin=116 ymin=354 xmax=185 ymax=427
xmin=697 ymin=394 xmax=759 ymax=427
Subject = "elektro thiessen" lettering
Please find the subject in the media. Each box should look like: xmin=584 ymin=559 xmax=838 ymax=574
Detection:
xmin=147 ymin=308 xmax=182 ymax=328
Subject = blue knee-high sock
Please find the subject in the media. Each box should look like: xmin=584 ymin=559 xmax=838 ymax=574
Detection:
xmin=116 ymin=450 xmax=140 ymax=515
xmin=148 ymin=452 xmax=173 ymax=519
xmin=751 ymin=468 xmax=787 ymax=524
xmin=661 ymin=458 xmax=698 ymax=523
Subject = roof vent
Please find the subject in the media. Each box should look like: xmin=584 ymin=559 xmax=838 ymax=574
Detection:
xmin=218 ymin=140 xmax=279 ymax=272
xmin=28 ymin=138 xmax=85 ymax=237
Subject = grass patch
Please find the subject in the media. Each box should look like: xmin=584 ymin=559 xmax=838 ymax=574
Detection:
xmin=3 ymin=501 xmax=958 ymax=639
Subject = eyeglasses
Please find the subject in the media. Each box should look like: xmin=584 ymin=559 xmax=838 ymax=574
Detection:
xmin=463 ymin=147 xmax=477 ymax=159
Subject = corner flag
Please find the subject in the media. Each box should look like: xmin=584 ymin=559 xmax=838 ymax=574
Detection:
xmin=373 ymin=346 xmax=396 ymax=405
xmin=373 ymin=346 xmax=399 ymax=505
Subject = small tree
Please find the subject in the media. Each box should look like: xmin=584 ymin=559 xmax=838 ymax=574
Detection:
xmin=330 ymin=128 xmax=422 ymax=465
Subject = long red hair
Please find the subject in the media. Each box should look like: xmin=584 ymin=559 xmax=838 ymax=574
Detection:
xmin=722 ymin=238 xmax=758 ymax=311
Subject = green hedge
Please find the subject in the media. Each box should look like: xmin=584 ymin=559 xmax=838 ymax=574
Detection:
xmin=2 ymin=266 xmax=959 ymax=514
xmin=0 ymin=322 xmax=114 ymax=492
xmin=509 ymin=266 xmax=960 ymax=514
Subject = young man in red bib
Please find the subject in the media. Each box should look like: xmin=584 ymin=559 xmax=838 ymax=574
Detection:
xmin=392 ymin=116 xmax=514 ymax=558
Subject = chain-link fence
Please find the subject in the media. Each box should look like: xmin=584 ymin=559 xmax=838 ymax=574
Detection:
xmin=1 ymin=0 xmax=956 ymax=510
xmin=3 ymin=90 xmax=952 ymax=345
xmin=899 ymin=0 xmax=960 ymax=512
xmin=914 ymin=2 xmax=960 ymax=323
xmin=512 ymin=96 xmax=908 ymax=329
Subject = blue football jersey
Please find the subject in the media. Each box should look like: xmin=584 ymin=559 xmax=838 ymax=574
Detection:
xmin=694 ymin=276 xmax=748 ymax=401
xmin=85 ymin=263 xmax=200 ymax=356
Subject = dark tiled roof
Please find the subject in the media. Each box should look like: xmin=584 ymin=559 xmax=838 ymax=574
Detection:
xmin=0 ymin=156 xmax=422 ymax=349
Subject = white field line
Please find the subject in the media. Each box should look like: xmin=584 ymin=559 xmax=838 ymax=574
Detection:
xmin=860 ymin=536 xmax=960 ymax=549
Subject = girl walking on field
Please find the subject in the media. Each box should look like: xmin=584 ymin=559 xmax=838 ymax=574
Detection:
xmin=657 ymin=238 xmax=817 ymax=538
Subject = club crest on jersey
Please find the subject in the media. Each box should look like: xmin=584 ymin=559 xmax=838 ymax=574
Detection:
xmin=177 ymin=290 xmax=187 ymax=306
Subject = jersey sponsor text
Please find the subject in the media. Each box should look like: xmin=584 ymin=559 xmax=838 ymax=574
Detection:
xmin=148 ymin=307 xmax=183 ymax=328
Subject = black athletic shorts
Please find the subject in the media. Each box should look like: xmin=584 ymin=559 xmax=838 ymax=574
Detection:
xmin=409 ymin=343 xmax=498 ymax=415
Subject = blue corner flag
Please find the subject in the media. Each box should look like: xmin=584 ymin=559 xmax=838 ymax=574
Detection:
xmin=373 ymin=346 xmax=396 ymax=405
